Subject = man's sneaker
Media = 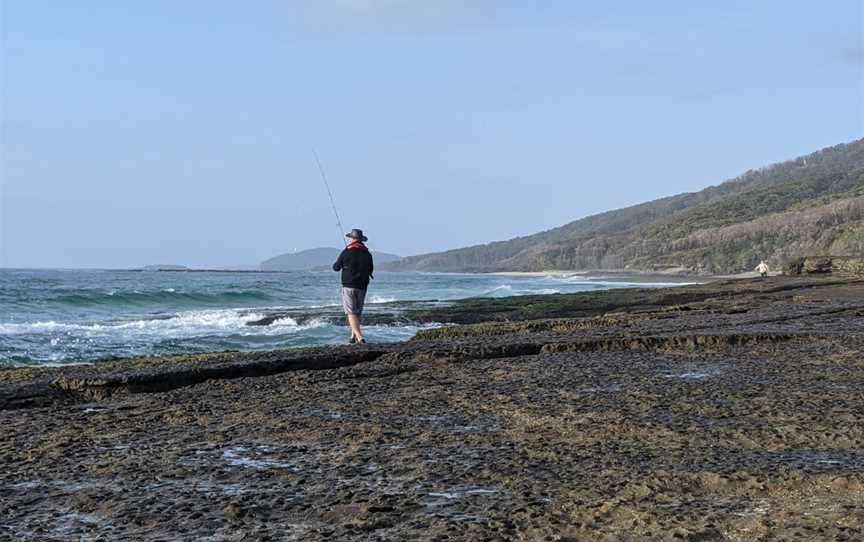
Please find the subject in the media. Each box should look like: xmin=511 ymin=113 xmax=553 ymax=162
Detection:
xmin=349 ymin=337 xmax=356 ymax=344
xmin=358 ymin=338 xmax=367 ymax=344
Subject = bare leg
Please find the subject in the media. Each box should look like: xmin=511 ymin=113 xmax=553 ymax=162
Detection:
xmin=346 ymin=316 xmax=355 ymax=341
xmin=348 ymin=314 xmax=363 ymax=342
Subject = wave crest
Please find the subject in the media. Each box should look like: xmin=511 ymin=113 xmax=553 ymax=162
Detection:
xmin=51 ymin=288 xmax=275 ymax=308
xmin=0 ymin=309 xmax=306 ymax=337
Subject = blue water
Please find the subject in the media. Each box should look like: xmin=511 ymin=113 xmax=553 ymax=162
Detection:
xmin=0 ymin=269 xmax=692 ymax=367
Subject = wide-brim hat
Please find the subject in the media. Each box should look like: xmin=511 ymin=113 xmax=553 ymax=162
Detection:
xmin=346 ymin=228 xmax=368 ymax=242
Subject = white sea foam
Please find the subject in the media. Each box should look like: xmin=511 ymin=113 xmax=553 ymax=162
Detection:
xmin=479 ymin=285 xmax=513 ymax=297
xmin=2 ymin=269 xmax=694 ymax=366
xmin=0 ymin=309 xmax=317 ymax=338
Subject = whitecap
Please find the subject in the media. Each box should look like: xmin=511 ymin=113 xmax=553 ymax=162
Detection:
xmin=0 ymin=309 xmax=302 ymax=338
xmin=477 ymin=284 xmax=513 ymax=297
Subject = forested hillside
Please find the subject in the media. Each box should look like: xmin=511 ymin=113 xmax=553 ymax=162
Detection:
xmin=385 ymin=139 xmax=864 ymax=275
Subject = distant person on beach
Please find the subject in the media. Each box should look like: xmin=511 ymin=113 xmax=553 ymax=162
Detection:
xmin=333 ymin=229 xmax=374 ymax=344
xmin=756 ymin=260 xmax=770 ymax=278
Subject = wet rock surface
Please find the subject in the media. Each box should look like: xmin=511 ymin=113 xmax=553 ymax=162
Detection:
xmin=2 ymin=276 xmax=864 ymax=540
xmin=785 ymin=255 xmax=864 ymax=276
xmin=243 ymin=300 xmax=442 ymax=328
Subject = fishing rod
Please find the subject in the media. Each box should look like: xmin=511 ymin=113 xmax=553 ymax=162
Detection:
xmin=313 ymin=149 xmax=347 ymax=247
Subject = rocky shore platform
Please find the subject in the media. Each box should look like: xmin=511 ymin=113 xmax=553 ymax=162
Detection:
xmin=2 ymin=275 xmax=864 ymax=540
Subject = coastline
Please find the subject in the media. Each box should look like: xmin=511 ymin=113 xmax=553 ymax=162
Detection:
xmin=2 ymin=275 xmax=863 ymax=539
xmin=485 ymin=269 xmax=776 ymax=281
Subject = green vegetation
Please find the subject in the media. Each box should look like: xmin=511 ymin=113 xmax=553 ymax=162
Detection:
xmin=385 ymin=139 xmax=864 ymax=275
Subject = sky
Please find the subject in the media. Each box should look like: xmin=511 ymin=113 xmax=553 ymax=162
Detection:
xmin=1 ymin=0 xmax=862 ymax=268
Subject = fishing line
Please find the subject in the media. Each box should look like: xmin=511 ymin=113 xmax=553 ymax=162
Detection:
xmin=313 ymin=149 xmax=347 ymax=247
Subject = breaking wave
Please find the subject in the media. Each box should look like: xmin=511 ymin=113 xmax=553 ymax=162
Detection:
xmin=0 ymin=310 xmax=314 ymax=337
xmin=51 ymin=288 xmax=275 ymax=308
xmin=0 ymin=269 xmax=693 ymax=366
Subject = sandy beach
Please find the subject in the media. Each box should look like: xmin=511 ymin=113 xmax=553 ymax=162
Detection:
xmin=2 ymin=275 xmax=863 ymax=540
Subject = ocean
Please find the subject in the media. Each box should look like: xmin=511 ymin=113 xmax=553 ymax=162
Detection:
xmin=0 ymin=269 xmax=690 ymax=367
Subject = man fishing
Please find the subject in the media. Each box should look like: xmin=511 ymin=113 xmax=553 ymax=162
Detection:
xmin=333 ymin=229 xmax=374 ymax=344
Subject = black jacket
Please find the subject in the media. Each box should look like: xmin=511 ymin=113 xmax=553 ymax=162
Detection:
xmin=333 ymin=243 xmax=374 ymax=289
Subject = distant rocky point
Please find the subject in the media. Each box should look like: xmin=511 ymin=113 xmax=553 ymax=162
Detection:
xmin=142 ymin=264 xmax=189 ymax=271
xmin=260 ymin=247 xmax=401 ymax=271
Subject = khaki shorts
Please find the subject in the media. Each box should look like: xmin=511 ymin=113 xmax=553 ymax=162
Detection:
xmin=341 ymin=287 xmax=367 ymax=315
